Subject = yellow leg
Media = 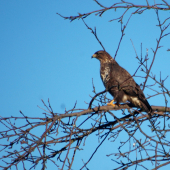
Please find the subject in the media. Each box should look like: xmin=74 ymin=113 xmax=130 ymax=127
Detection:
xmin=107 ymin=99 xmax=116 ymax=107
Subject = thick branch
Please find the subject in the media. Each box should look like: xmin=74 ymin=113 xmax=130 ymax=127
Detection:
xmin=53 ymin=104 xmax=170 ymax=120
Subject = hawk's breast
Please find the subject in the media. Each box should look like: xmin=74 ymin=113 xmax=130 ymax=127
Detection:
xmin=100 ymin=66 xmax=110 ymax=86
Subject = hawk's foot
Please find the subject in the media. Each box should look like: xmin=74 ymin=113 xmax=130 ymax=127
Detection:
xmin=107 ymin=100 xmax=116 ymax=107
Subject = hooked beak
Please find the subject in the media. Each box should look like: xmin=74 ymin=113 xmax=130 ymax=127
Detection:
xmin=91 ymin=53 xmax=97 ymax=59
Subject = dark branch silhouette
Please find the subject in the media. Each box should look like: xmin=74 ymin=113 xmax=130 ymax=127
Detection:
xmin=1 ymin=1 xmax=170 ymax=170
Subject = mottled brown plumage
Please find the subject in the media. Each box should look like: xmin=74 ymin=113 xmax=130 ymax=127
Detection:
xmin=92 ymin=50 xmax=152 ymax=113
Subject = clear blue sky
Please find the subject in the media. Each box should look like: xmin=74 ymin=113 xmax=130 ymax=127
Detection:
xmin=0 ymin=0 xmax=170 ymax=169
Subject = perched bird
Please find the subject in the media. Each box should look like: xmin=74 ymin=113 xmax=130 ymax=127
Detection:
xmin=92 ymin=50 xmax=152 ymax=113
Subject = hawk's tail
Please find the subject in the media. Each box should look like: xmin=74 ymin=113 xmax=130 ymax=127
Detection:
xmin=141 ymin=99 xmax=152 ymax=114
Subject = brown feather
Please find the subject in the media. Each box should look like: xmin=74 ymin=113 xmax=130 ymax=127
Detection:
xmin=92 ymin=50 xmax=152 ymax=113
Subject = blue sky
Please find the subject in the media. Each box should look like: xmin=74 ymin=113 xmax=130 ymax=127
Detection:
xmin=0 ymin=0 xmax=170 ymax=169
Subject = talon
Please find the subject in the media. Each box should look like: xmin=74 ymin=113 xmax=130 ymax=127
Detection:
xmin=107 ymin=100 xmax=120 ymax=107
xmin=107 ymin=100 xmax=116 ymax=107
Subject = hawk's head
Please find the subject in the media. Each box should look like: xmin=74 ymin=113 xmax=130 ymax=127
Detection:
xmin=92 ymin=50 xmax=113 ymax=63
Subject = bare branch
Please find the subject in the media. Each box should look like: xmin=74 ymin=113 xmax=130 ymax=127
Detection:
xmin=82 ymin=18 xmax=105 ymax=51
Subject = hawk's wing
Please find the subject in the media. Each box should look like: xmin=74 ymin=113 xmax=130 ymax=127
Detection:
xmin=110 ymin=63 xmax=152 ymax=112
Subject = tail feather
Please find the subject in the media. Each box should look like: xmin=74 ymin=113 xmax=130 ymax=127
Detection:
xmin=141 ymin=99 xmax=152 ymax=114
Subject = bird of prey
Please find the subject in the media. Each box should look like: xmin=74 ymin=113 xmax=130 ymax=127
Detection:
xmin=92 ymin=50 xmax=152 ymax=113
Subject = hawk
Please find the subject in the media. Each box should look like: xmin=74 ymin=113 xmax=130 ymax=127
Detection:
xmin=92 ymin=50 xmax=152 ymax=113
